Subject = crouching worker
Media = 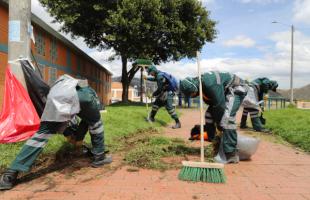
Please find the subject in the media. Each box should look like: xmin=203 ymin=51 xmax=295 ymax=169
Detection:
xmin=145 ymin=65 xmax=181 ymax=129
xmin=240 ymin=78 xmax=278 ymax=132
xmin=180 ymin=71 xmax=247 ymax=164
xmin=0 ymin=75 xmax=112 ymax=190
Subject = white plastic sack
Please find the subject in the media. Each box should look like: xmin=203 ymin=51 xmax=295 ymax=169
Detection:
xmin=237 ymin=134 xmax=260 ymax=160
xmin=41 ymin=75 xmax=80 ymax=122
xmin=214 ymin=134 xmax=260 ymax=163
xmin=242 ymin=85 xmax=259 ymax=109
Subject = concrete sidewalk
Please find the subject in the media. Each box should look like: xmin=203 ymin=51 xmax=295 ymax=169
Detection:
xmin=1 ymin=109 xmax=310 ymax=200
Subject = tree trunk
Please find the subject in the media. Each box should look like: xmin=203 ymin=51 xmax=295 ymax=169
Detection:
xmin=121 ymin=56 xmax=129 ymax=102
xmin=120 ymin=55 xmax=141 ymax=102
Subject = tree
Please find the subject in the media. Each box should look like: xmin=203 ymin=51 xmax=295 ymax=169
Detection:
xmin=39 ymin=0 xmax=217 ymax=102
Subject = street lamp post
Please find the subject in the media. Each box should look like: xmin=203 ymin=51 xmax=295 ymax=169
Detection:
xmin=290 ymin=25 xmax=294 ymax=105
xmin=272 ymin=21 xmax=295 ymax=104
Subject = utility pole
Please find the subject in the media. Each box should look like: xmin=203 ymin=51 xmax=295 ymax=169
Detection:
xmin=290 ymin=25 xmax=294 ymax=104
xmin=8 ymin=0 xmax=31 ymax=88
xmin=272 ymin=21 xmax=295 ymax=104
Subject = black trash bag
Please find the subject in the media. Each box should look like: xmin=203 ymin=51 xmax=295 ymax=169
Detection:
xmin=20 ymin=60 xmax=50 ymax=117
xmin=189 ymin=124 xmax=213 ymax=141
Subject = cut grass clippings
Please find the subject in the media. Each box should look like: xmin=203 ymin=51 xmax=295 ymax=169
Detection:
xmin=0 ymin=102 xmax=214 ymax=172
xmin=0 ymin=103 xmax=174 ymax=171
xmin=124 ymin=128 xmax=214 ymax=170
xmin=264 ymin=108 xmax=310 ymax=152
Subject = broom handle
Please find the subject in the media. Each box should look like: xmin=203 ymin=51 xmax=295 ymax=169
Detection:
xmin=196 ymin=51 xmax=204 ymax=162
xmin=142 ymin=66 xmax=148 ymax=111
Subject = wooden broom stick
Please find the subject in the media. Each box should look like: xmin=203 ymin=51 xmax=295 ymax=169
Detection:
xmin=196 ymin=51 xmax=205 ymax=162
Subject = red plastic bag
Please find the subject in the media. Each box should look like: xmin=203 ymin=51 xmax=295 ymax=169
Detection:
xmin=0 ymin=66 xmax=40 ymax=143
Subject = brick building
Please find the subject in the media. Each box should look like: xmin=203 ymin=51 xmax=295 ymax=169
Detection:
xmin=111 ymin=82 xmax=139 ymax=103
xmin=0 ymin=1 xmax=112 ymax=107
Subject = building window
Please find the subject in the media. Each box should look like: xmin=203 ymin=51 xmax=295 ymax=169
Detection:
xmin=35 ymin=31 xmax=45 ymax=56
xmin=50 ymin=37 xmax=57 ymax=63
xmin=48 ymin=67 xmax=57 ymax=85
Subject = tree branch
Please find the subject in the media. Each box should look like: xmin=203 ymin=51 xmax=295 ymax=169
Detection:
xmin=128 ymin=66 xmax=140 ymax=82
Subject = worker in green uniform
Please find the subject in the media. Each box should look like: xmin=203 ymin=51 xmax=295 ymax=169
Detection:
xmin=180 ymin=71 xmax=247 ymax=164
xmin=145 ymin=65 xmax=181 ymax=129
xmin=240 ymin=78 xmax=278 ymax=132
xmin=0 ymin=75 xmax=112 ymax=190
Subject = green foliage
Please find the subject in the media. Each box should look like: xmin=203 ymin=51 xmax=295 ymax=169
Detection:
xmin=39 ymin=0 xmax=217 ymax=101
xmin=0 ymin=104 xmax=172 ymax=170
xmin=39 ymin=0 xmax=216 ymax=62
xmin=264 ymin=108 xmax=310 ymax=152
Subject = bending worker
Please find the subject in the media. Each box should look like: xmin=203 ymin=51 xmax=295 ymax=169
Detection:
xmin=180 ymin=71 xmax=247 ymax=164
xmin=240 ymin=77 xmax=278 ymax=132
xmin=145 ymin=65 xmax=181 ymax=129
xmin=0 ymin=75 xmax=112 ymax=190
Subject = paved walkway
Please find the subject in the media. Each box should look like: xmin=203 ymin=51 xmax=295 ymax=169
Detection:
xmin=1 ymin=109 xmax=310 ymax=200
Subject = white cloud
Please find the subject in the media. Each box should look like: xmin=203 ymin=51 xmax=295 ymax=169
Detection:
xmin=293 ymin=0 xmax=310 ymax=25
xmin=222 ymin=35 xmax=256 ymax=48
xmin=154 ymin=30 xmax=310 ymax=89
xmin=95 ymin=30 xmax=310 ymax=89
xmin=269 ymin=30 xmax=310 ymax=62
xmin=156 ymin=54 xmax=309 ymax=89
xmin=30 ymin=0 xmax=310 ymax=89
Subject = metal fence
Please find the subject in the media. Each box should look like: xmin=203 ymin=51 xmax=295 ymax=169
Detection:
xmin=265 ymin=97 xmax=289 ymax=110
xmin=176 ymin=96 xmax=289 ymax=110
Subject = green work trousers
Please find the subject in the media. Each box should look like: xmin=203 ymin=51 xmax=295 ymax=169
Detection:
xmin=9 ymin=87 xmax=105 ymax=172
xmin=150 ymin=91 xmax=179 ymax=121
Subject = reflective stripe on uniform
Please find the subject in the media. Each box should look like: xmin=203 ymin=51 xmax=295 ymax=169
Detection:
xmin=205 ymin=112 xmax=212 ymax=117
xmin=90 ymin=125 xmax=104 ymax=135
xmin=250 ymin=114 xmax=259 ymax=118
xmin=89 ymin=120 xmax=102 ymax=131
xmin=214 ymin=71 xmax=221 ymax=84
xmin=168 ymin=109 xmax=177 ymax=116
xmin=168 ymin=109 xmax=175 ymax=114
xmin=153 ymin=105 xmax=159 ymax=108
xmin=25 ymin=139 xmax=47 ymax=148
xmin=205 ymin=118 xmax=214 ymax=123
xmin=222 ymin=123 xmax=237 ymax=130
xmin=249 ymin=111 xmax=259 ymax=115
xmin=32 ymin=132 xmax=53 ymax=140
xmin=229 ymin=116 xmax=236 ymax=121
xmin=220 ymin=93 xmax=235 ymax=127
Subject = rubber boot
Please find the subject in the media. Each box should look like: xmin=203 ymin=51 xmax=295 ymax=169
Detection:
xmin=0 ymin=169 xmax=18 ymax=190
xmin=91 ymin=153 xmax=113 ymax=168
xmin=146 ymin=112 xmax=156 ymax=123
xmin=256 ymin=128 xmax=272 ymax=134
xmin=225 ymin=152 xmax=239 ymax=164
xmin=172 ymin=119 xmax=181 ymax=129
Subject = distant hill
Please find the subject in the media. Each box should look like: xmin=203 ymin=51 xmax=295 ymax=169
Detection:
xmin=278 ymin=84 xmax=310 ymax=100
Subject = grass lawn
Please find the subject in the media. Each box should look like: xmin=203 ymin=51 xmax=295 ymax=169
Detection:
xmin=0 ymin=103 xmax=174 ymax=170
xmin=264 ymin=108 xmax=310 ymax=152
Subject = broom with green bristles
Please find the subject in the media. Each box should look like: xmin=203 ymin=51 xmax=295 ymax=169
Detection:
xmin=178 ymin=51 xmax=226 ymax=183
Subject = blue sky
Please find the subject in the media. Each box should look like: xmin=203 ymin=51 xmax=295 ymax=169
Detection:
xmin=32 ymin=0 xmax=310 ymax=89
xmin=201 ymin=0 xmax=303 ymax=59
